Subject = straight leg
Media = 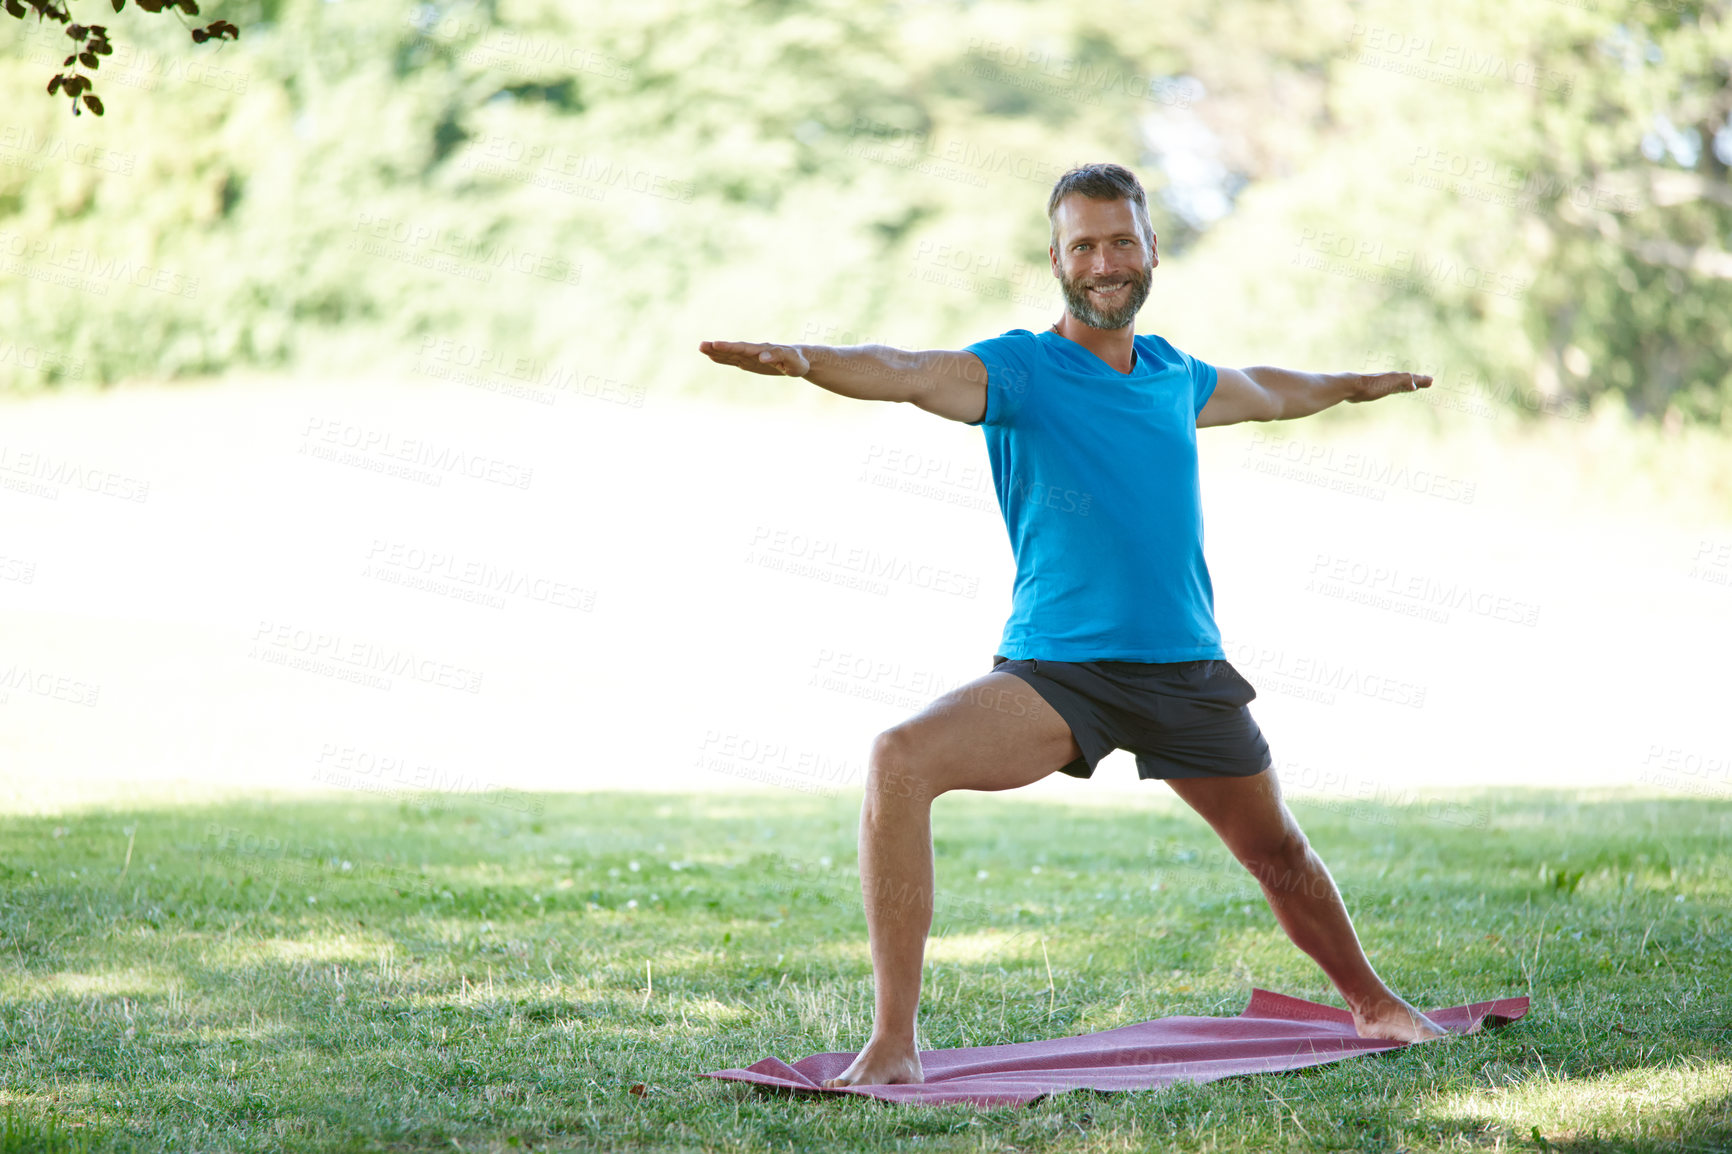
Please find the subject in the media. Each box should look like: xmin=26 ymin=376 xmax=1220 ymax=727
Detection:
xmin=1163 ymin=768 xmax=1445 ymax=1041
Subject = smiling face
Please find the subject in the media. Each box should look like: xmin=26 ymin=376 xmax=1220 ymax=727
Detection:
xmin=1049 ymin=193 xmax=1158 ymax=331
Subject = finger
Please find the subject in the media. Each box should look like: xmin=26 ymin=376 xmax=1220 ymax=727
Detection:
xmin=708 ymin=340 xmax=763 ymax=357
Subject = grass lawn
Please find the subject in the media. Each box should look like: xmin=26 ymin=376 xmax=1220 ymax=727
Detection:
xmin=0 ymin=786 xmax=1727 ymax=1153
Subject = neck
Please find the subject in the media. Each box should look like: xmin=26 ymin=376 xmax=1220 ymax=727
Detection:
xmin=1050 ymin=312 xmax=1137 ymax=373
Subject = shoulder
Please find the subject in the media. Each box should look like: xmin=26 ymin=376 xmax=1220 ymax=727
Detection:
xmin=964 ymin=328 xmax=1044 ymax=372
xmin=966 ymin=328 xmax=1039 ymax=351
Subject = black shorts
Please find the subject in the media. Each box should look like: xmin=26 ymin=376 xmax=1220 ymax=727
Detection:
xmin=991 ymin=654 xmax=1273 ymax=781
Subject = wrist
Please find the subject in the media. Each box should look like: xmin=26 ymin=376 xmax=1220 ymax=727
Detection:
xmin=1326 ymin=371 xmax=1359 ymax=405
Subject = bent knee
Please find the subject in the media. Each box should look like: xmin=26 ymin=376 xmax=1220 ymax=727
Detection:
xmin=865 ymin=727 xmax=941 ymax=803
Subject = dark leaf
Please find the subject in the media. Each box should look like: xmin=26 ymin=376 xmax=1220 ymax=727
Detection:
xmin=111 ymin=0 xmax=124 ymax=11
xmin=47 ymin=74 xmax=63 ymax=95
xmin=179 ymin=0 xmax=198 ymax=12
xmin=83 ymin=93 xmax=102 ymax=116
xmin=63 ymin=54 xmax=76 ymax=65
xmin=191 ymin=27 xmax=206 ymax=42
xmin=79 ymin=51 xmax=98 ymax=68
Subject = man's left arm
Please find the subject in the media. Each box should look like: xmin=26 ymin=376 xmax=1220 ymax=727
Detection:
xmin=1196 ymin=365 xmax=1431 ymax=428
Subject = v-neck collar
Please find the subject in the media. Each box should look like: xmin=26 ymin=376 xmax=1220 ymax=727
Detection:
xmin=1043 ymin=328 xmax=1139 ymax=376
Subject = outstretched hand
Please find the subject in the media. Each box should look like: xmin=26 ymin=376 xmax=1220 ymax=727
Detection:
xmin=698 ymin=340 xmax=811 ymax=378
xmin=1346 ymin=370 xmax=1432 ymax=403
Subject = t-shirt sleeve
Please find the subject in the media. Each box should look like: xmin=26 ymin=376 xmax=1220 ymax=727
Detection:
xmin=960 ymin=329 xmax=1038 ymax=428
xmin=1173 ymin=343 xmax=1219 ymax=418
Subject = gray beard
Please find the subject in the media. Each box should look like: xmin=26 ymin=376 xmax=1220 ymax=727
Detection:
xmin=1059 ymin=263 xmax=1151 ymax=330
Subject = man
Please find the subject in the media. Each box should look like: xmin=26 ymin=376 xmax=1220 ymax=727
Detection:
xmin=698 ymin=162 xmax=1442 ymax=1088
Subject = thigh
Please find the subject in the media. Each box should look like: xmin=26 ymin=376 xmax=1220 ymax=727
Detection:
xmin=1162 ymin=766 xmax=1300 ymax=861
xmin=878 ymin=671 xmax=1084 ymax=796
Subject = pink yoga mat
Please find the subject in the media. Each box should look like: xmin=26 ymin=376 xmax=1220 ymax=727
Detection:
xmin=702 ymin=988 xmax=1530 ymax=1107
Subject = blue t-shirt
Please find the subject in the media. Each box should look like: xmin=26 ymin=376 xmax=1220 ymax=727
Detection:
xmin=964 ymin=327 xmax=1222 ymax=662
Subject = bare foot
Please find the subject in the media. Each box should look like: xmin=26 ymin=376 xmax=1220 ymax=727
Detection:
xmin=820 ymin=1039 xmax=924 ymax=1088
xmin=1351 ymin=994 xmax=1448 ymax=1043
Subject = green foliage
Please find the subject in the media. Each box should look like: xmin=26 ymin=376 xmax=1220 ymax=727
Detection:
xmin=1 ymin=0 xmax=1727 ymax=425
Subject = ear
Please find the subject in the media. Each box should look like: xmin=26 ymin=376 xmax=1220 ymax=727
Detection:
xmin=1050 ymin=242 xmax=1061 ymax=279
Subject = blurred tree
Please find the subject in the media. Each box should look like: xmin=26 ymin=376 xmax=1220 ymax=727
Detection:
xmin=1499 ymin=1 xmax=1732 ymax=424
xmin=0 ymin=0 xmax=1724 ymax=428
xmin=6 ymin=0 xmax=238 ymax=116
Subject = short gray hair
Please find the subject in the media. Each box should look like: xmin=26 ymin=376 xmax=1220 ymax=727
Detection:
xmin=1047 ymin=163 xmax=1153 ymax=251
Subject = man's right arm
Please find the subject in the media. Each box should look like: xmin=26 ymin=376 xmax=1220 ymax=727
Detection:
xmin=697 ymin=340 xmax=987 ymax=424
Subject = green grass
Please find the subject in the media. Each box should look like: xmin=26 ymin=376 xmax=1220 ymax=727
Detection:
xmin=0 ymin=788 xmax=1727 ymax=1153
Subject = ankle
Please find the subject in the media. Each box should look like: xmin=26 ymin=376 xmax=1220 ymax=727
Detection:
xmin=863 ymin=1026 xmax=918 ymax=1051
xmin=1345 ymin=988 xmax=1407 ymax=1020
